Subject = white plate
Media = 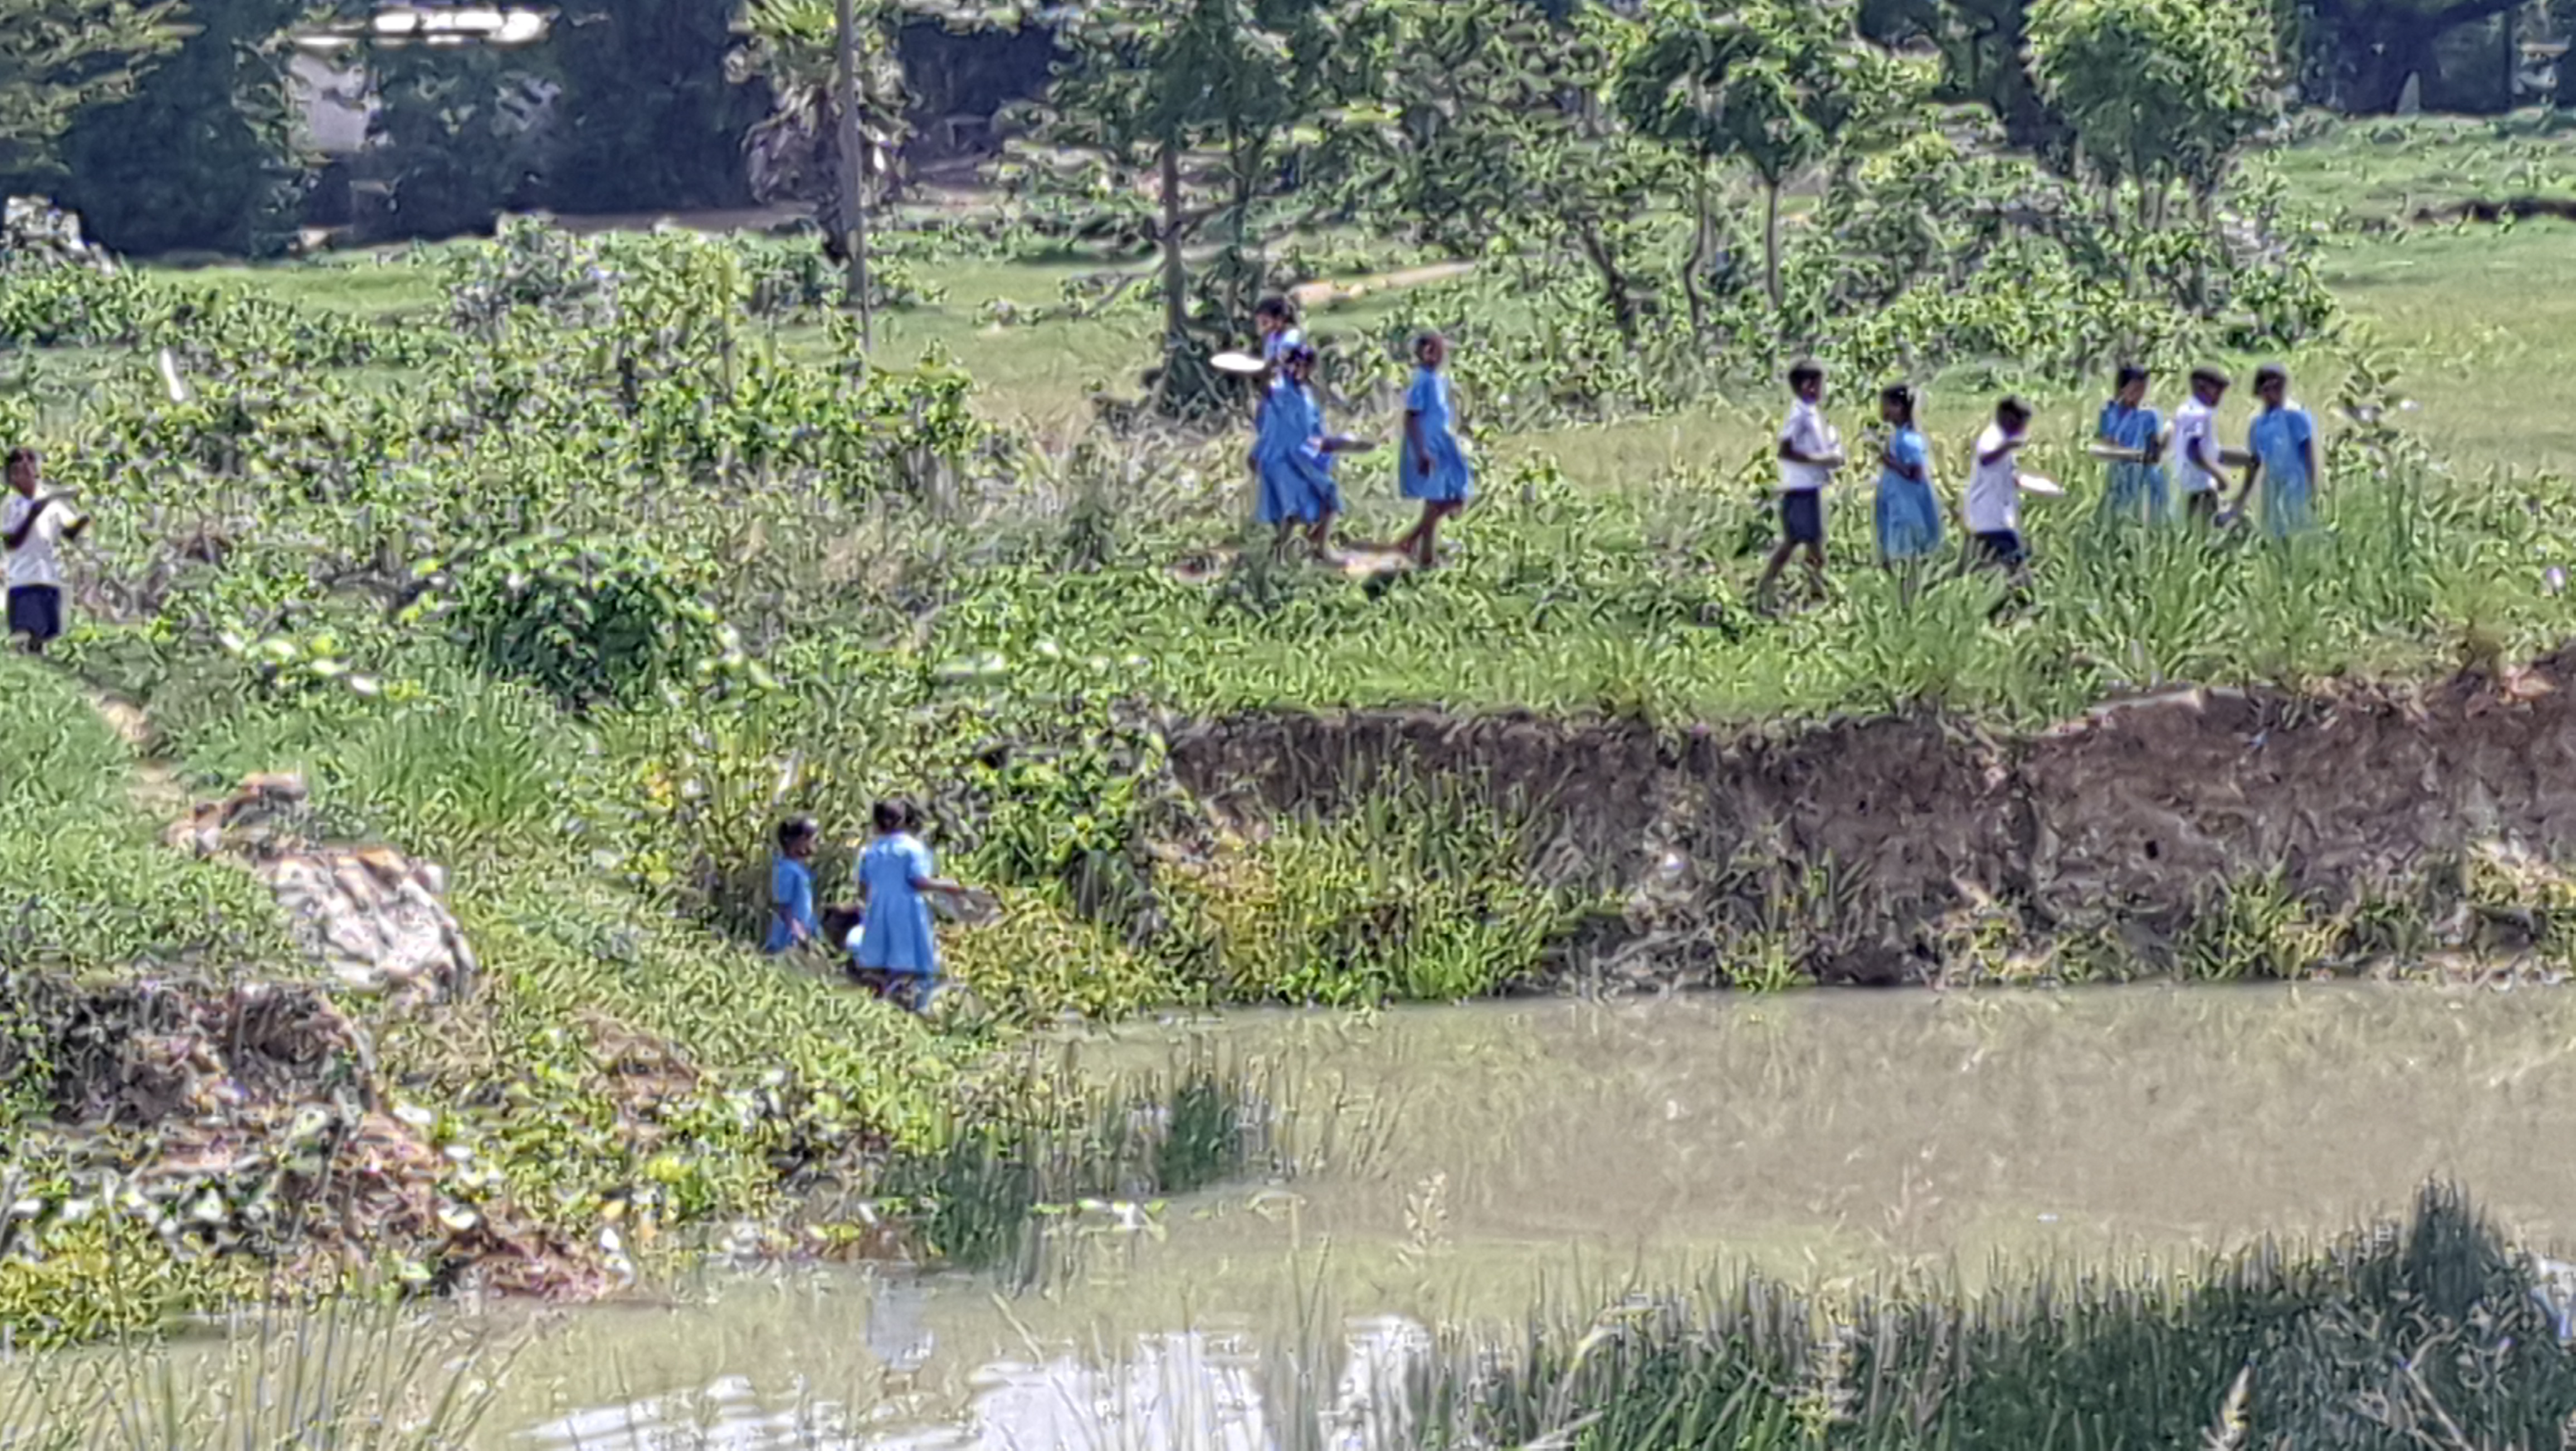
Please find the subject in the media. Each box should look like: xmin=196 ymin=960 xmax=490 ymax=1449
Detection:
xmin=2087 ymin=443 xmax=2147 ymax=463
xmin=1211 ymin=350 xmax=1266 ymax=376
xmin=2016 ymin=473 xmax=2065 ymax=496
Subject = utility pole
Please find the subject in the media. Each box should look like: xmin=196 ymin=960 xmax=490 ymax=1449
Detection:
xmin=834 ymin=0 xmax=874 ymax=352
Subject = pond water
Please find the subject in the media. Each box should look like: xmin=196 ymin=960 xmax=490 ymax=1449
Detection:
xmin=91 ymin=985 xmax=2576 ymax=1447
xmin=432 ymin=983 xmax=2576 ymax=1449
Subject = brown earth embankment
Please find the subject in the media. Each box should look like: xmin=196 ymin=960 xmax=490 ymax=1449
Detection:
xmin=1168 ymin=653 xmax=2576 ymax=986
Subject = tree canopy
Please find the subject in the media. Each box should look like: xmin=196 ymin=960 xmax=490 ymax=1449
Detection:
xmin=0 ymin=0 xmax=179 ymax=178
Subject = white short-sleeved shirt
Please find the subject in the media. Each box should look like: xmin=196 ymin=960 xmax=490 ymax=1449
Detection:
xmin=2172 ymin=397 xmax=2221 ymax=495
xmin=1778 ymin=399 xmax=1834 ymax=493
xmin=1 ymin=494 xmax=67 ymax=588
xmin=1965 ymin=422 xmax=2022 ymax=535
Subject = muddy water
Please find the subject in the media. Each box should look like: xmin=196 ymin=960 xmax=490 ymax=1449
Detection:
xmin=413 ymin=983 xmax=2576 ymax=1449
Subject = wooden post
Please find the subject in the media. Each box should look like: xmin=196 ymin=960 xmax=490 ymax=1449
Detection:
xmin=835 ymin=0 xmax=874 ymax=352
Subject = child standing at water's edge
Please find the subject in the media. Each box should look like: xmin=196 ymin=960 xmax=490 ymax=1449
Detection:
xmin=853 ymin=799 xmax=973 ymax=1014
xmin=1394 ymin=331 xmax=1472 ymax=569
xmin=765 ymin=816 xmax=821 ymax=955
xmin=2237 ymin=363 xmax=2319 ymax=538
xmin=1873 ymin=384 xmax=1942 ymax=595
xmin=1758 ymin=359 xmax=1844 ymax=611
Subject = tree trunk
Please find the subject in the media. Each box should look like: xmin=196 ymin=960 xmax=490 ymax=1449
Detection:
xmin=1761 ymin=177 xmax=1782 ymax=310
xmin=1160 ymin=136 xmax=1188 ymax=364
xmin=1681 ymin=165 xmax=1713 ymax=338
xmin=833 ymin=0 xmax=872 ymax=351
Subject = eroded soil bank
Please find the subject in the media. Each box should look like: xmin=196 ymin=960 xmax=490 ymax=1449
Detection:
xmin=1168 ymin=653 xmax=2576 ymax=986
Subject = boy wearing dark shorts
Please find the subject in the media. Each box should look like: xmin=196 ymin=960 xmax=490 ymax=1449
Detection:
xmin=1965 ymin=397 xmax=2033 ymax=572
xmin=1758 ymin=360 xmax=1845 ymax=611
xmin=2 ymin=448 xmax=84 ymax=656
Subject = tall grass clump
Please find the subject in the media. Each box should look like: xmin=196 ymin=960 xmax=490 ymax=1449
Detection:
xmin=1408 ymin=1184 xmax=2575 ymax=1449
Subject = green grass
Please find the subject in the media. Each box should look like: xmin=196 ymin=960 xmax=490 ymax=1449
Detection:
xmin=6 ymin=113 xmax=2576 ymax=1351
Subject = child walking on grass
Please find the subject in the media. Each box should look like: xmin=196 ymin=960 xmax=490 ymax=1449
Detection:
xmin=3 ymin=447 xmax=86 ymax=657
xmin=2237 ymin=363 xmax=2319 ymax=539
xmin=2172 ymin=366 xmax=2235 ymax=525
xmin=1758 ymin=359 xmax=1844 ymax=611
xmin=1253 ymin=344 xmax=1349 ymax=564
xmin=2096 ymin=364 xmax=2170 ymax=525
xmin=1394 ymin=331 xmax=1472 ymax=568
xmin=1966 ymin=396 xmax=2034 ymax=575
xmin=853 ymin=799 xmax=973 ymax=1015
xmin=765 ymin=816 xmax=821 ymax=955
xmin=1874 ymin=384 xmax=1942 ymax=598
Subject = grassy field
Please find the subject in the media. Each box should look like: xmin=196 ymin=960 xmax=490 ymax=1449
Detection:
xmin=3 ymin=113 xmax=2576 ymax=1350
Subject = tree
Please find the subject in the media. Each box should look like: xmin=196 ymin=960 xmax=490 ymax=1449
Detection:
xmin=1033 ymin=0 xmax=1383 ymax=412
xmin=550 ymin=0 xmax=763 ymax=212
xmin=1613 ymin=0 xmax=1914 ymax=308
xmin=2026 ymin=0 xmax=2280 ymax=217
xmin=0 ymin=0 xmax=178 ymax=179
xmin=1340 ymin=0 xmax=1672 ymax=338
xmin=53 ymin=0 xmax=309 ymax=256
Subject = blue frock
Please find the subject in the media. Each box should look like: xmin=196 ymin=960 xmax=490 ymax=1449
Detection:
xmin=1254 ymin=382 xmax=1339 ymax=525
xmin=1401 ymin=367 xmax=1474 ymax=504
xmin=2098 ymin=401 xmax=2170 ymax=523
xmin=1874 ymin=426 xmax=1943 ymax=562
xmin=2248 ymin=405 xmax=2317 ymax=537
xmin=855 ymin=834 xmax=940 ymax=979
xmin=764 ymin=856 xmax=815 ymax=955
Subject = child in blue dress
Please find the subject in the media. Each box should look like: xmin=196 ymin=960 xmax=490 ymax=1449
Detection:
xmin=1393 ymin=331 xmax=1472 ymax=568
xmin=1873 ymin=384 xmax=1942 ymax=594
xmin=1253 ymin=344 xmax=1346 ymax=563
xmin=2236 ymin=363 xmax=2319 ymax=538
xmin=764 ymin=816 xmax=820 ymax=955
xmin=852 ymin=799 xmax=972 ymax=1014
xmin=2096 ymin=364 xmax=2170 ymax=525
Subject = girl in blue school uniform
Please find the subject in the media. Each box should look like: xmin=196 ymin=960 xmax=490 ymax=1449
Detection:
xmin=1874 ymin=383 xmax=1943 ymax=597
xmin=852 ymin=799 xmax=973 ymax=1014
xmin=2236 ymin=362 xmax=2320 ymax=539
xmin=2096 ymin=363 xmax=2171 ymax=525
xmin=1393 ymin=331 xmax=1473 ymax=568
xmin=1253 ymin=343 xmax=1346 ymax=563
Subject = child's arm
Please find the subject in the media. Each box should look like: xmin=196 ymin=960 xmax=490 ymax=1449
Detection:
xmin=2185 ymin=429 xmax=2228 ymax=491
xmin=1407 ymin=411 xmax=1429 ymax=475
xmin=1 ymin=499 xmax=46 ymax=551
xmin=1977 ymin=434 xmax=2024 ymax=467
xmin=2300 ymin=420 xmax=2320 ymax=492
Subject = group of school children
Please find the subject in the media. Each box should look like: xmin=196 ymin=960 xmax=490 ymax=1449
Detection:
xmin=1246 ymin=296 xmax=1475 ymax=568
xmin=765 ymin=801 xmax=975 ymax=1014
xmin=1758 ymin=359 xmax=2322 ymax=608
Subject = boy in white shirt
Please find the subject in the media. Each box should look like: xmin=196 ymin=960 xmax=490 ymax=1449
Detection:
xmin=2170 ymin=367 xmax=2234 ymax=525
xmin=1757 ymin=359 xmax=1845 ymax=611
xmin=1965 ymin=396 xmax=2033 ymax=573
xmin=1 ymin=447 xmax=86 ymax=656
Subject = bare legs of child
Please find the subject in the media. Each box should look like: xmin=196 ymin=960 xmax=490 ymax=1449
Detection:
xmin=1756 ymin=538 xmax=1824 ymax=612
xmin=1394 ymin=501 xmax=1462 ymax=568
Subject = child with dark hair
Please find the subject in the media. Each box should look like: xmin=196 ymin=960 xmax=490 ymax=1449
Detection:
xmin=1394 ymin=330 xmax=1472 ymax=568
xmin=2096 ymin=363 xmax=2169 ymax=525
xmin=2 ymin=446 xmax=87 ymax=656
xmin=765 ymin=816 xmax=821 ymax=955
xmin=1253 ymin=344 xmax=1350 ymax=563
xmin=852 ymin=798 xmax=972 ymax=1013
xmin=1873 ymin=384 xmax=1942 ymax=594
xmin=2237 ymin=363 xmax=2319 ymax=538
xmin=1966 ymin=396 xmax=2035 ymax=573
xmin=2171 ymin=366 xmax=2235 ymax=525
xmin=1759 ymin=359 xmax=1843 ymax=610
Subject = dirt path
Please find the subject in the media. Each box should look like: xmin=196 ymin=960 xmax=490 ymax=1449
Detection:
xmin=1289 ymin=261 xmax=1479 ymax=311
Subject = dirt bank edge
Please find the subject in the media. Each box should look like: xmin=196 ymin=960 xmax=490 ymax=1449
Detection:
xmin=1166 ymin=654 xmax=2576 ymax=986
